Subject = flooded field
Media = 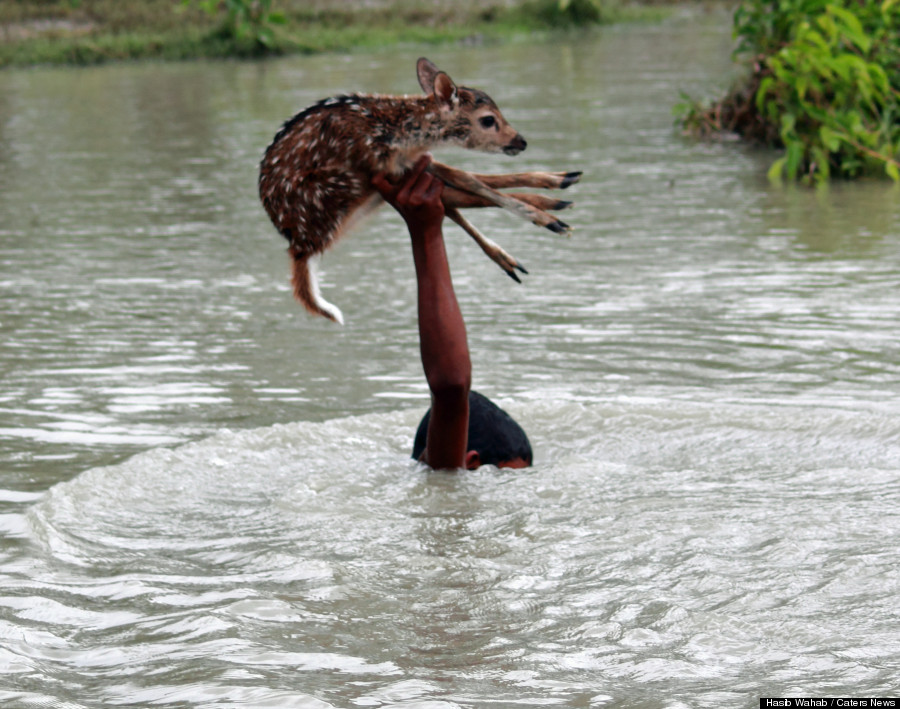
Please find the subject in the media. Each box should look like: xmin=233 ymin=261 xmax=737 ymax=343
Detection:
xmin=1 ymin=12 xmax=899 ymax=707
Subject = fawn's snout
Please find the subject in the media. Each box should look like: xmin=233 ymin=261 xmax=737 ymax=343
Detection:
xmin=504 ymin=134 xmax=527 ymax=156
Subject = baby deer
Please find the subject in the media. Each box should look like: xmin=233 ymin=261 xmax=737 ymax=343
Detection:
xmin=259 ymin=57 xmax=581 ymax=324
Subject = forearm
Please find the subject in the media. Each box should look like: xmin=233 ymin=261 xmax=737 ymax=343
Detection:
xmin=412 ymin=225 xmax=471 ymax=396
xmin=411 ymin=223 xmax=471 ymax=469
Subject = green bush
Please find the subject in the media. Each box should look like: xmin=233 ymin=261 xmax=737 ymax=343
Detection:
xmin=181 ymin=0 xmax=286 ymax=50
xmin=517 ymin=0 xmax=607 ymax=28
xmin=679 ymin=0 xmax=900 ymax=184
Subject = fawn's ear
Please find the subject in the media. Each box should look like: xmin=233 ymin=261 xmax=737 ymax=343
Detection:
xmin=416 ymin=57 xmax=441 ymax=93
xmin=433 ymin=72 xmax=458 ymax=109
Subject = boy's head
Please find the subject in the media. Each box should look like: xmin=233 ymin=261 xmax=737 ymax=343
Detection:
xmin=412 ymin=390 xmax=532 ymax=469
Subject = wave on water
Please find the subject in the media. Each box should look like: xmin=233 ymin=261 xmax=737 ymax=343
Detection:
xmin=17 ymin=397 xmax=900 ymax=707
xmin=27 ymin=396 xmax=900 ymax=568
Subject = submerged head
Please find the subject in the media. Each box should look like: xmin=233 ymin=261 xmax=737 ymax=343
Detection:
xmin=412 ymin=390 xmax=533 ymax=470
xmin=416 ymin=57 xmax=527 ymax=157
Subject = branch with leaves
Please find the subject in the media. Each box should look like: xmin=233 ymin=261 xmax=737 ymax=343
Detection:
xmin=678 ymin=0 xmax=900 ymax=184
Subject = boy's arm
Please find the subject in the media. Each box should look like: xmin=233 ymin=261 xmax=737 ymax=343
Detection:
xmin=372 ymin=156 xmax=471 ymax=469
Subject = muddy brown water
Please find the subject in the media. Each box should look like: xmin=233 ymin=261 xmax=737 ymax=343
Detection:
xmin=1 ymin=13 xmax=899 ymax=708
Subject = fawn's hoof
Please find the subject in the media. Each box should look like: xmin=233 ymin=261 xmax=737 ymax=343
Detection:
xmin=561 ymin=171 xmax=582 ymax=189
xmin=547 ymin=219 xmax=570 ymax=234
xmin=553 ymin=200 xmax=574 ymax=211
xmin=504 ymin=262 xmax=528 ymax=283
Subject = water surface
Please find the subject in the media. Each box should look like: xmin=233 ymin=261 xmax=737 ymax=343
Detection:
xmin=1 ymin=12 xmax=899 ymax=708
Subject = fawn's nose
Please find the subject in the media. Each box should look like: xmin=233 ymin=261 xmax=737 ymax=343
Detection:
xmin=505 ymin=134 xmax=527 ymax=155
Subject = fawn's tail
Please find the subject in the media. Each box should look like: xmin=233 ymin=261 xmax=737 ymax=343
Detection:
xmin=289 ymin=247 xmax=344 ymax=325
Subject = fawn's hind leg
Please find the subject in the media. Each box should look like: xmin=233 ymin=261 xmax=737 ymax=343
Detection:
xmin=445 ymin=207 xmax=528 ymax=283
xmin=428 ymin=162 xmax=576 ymax=234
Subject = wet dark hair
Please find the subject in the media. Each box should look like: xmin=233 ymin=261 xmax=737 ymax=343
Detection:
xmin=412 ymin=390 xmax=532 ymax=467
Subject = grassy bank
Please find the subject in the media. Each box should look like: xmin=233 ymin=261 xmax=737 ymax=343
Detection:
xmin=0 ymin=0 xmax=653 ymax=68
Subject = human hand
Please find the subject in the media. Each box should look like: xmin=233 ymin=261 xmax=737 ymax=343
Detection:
xmin=372 ymin=155 xmax=445 ymax=235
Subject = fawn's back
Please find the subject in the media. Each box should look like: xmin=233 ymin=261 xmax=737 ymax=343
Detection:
xmin=259 ymin=93 xmax=433 ymax=258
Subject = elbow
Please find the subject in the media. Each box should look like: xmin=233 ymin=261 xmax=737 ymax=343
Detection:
xmin=426 ymin=364 xmax=471 ymax=404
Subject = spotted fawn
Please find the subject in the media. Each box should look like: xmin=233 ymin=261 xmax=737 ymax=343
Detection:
xmin=259 ymin=57 xmax=581 ymax=324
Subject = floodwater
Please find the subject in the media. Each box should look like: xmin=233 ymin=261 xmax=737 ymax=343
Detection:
xmin=1 ymin=11 xmax=899 ymax=708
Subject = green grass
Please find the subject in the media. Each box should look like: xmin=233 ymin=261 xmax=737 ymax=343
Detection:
xmin=0 ymin=0 xmax=662 ymax=68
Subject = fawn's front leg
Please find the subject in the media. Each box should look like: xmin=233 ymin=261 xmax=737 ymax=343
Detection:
xmin=427 ymin=162 xmax=574 ymax=234
xmin=441 ymin=184 xmax=575 ymax=212
xmin=468 ymin=170 xmax=582 ymax=191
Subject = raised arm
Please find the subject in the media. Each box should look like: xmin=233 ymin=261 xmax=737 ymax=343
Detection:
xmin=372 ymin=156 xmax=471 ymax=469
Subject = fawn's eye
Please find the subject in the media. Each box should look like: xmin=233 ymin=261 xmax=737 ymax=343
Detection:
xmin=479 ymin=116 xmax=497 ymax=129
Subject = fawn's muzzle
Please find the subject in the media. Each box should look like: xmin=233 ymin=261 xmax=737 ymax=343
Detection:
xmin=504 ymin=134 xmax=527 ymax=156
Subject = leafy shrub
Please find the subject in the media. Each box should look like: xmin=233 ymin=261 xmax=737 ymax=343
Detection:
xmin=517 ymin=0 xmax=607 ymax=28
xmin=679 ymin=0 xmax=900 ymax=184
xmin=182 ymin=0 xmax=286 ymax=49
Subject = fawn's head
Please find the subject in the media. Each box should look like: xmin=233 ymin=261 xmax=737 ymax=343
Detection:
xmin=417 ymin=58 xmax=527 ymax=156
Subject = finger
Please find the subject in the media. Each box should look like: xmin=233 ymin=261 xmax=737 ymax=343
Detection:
xmin=409 ymin=171 xmax=436 ymax=204
xmin=415 ymin=177 xmax=442 ymax=207
xmin=414 ymin=153 xmax=433 ymax=169
xmin=395 ymin=169 xmax=417 ymax=204
xmin=423 ymin=173 xmax=444 ymax=202
xmin=371 ymin=172 xmax=398 ymax=200
xmin=407 ymin=155 xmax=431 ymax=185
